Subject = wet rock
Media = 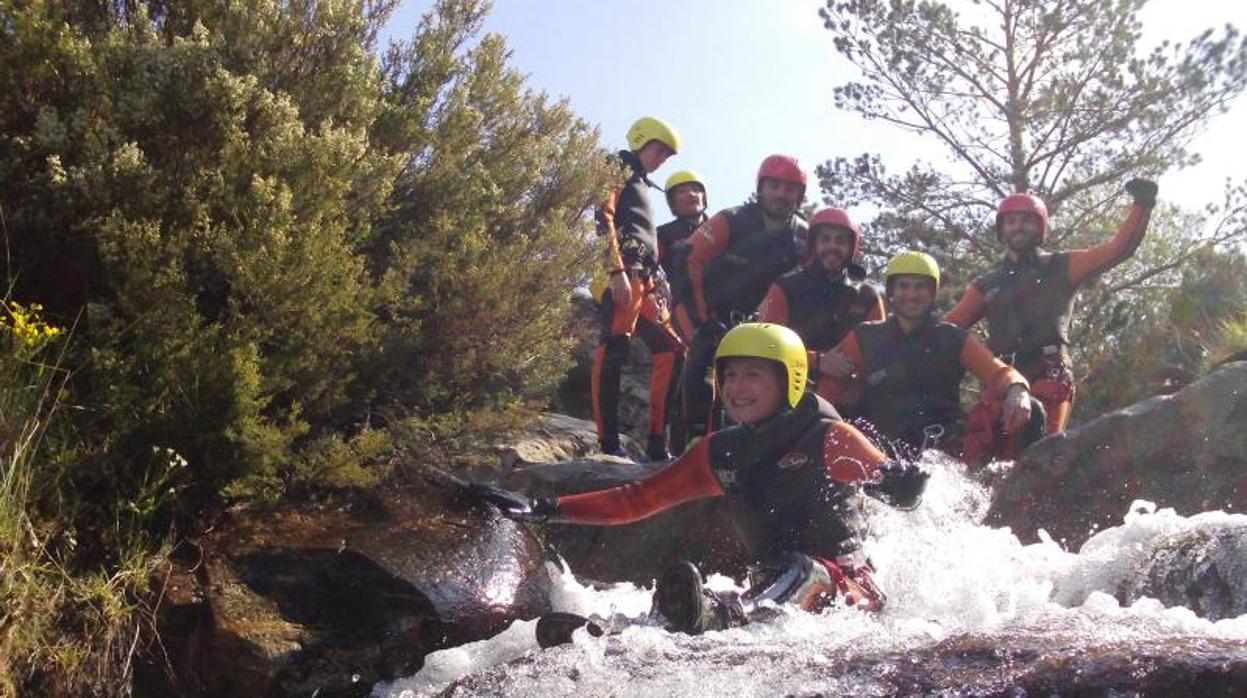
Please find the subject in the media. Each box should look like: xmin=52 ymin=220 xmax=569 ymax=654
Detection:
xmin=429 ymin=621 xmax=1247 ymax=697
xmin=139 ymin=483 xmax=553 ymax=697
xmin=1123 ymin=521 xmax=1247 ymax=621
xmin=501 ymin=459 xmax=749 ymax=585
xmin=493 ymin=413 xmax=644 ymax=468
xmin=988 ymin=361 xmax=1247 ymax=547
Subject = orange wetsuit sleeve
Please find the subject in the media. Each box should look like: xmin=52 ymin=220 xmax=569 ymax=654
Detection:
xmin=814 ymin=331 xmax=866 ymax=408
xmin=687 ymin=213 xmax=733 ymax=324
xmin=824 ymin=421 xmax=889 ymax=483
xmin=1066 ymin=203 xmax=1151 ymax=286
xmin=596 ymin=188 xmax=624 ymax=272
xmin=757 ymin=283 xmax=790 ymax=324
xmin=960 ymin=333 xmax=1027 ymax=401
xmin=554 ymin=438 xmax=724 ymax=525
xmin=945 ymin=285 xmax=987 ymax=329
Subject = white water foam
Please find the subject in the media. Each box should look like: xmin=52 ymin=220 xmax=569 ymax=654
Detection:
xmin=376 ymin=453 xmax=1247 ymax=697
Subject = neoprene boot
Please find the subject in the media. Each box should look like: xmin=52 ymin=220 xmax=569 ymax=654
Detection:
xmin=654 ymin=560 xmax=746 ymax=635
xmin=645 ymin=434 xmax=671 ymax=462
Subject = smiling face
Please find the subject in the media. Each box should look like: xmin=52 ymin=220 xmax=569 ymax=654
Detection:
xmin=887 ymin=274 xmax=937 ymax=321
xmin=668 ymin=182 xmax=706 ymax=218
xmin=757 ymin=178 xmax=804 ymax=220
xmin=813 ymin=225 xmax=856 ymax=273
xmin=718 ymin=356 xmax=786 ymax=425
xmin=999 ymin=211 xmax=1042 ymax=252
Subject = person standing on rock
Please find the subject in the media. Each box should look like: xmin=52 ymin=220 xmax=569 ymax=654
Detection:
xmin=679 ymin=155 xmax=810 ymax=440
xmin=819 ymin=252 xmax=1044 ymax=465
xmin=474 ymin=323 xmax=928 ymax=635
xmin=946 ymin=179 xmax=1158 ymax=433
xmin=655 ymin=170 xmax=709 ymax=454
xmin=757 ymin=207 xmax=885 ymax=401
xmin=591 ymin=117 xmax=685 ymax=461
xmin=657 ymin=170 xmax=709 ymax=345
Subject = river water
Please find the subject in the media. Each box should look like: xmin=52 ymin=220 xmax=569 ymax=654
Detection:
xmin=377 ymin=455 xmax=1247 ymax=696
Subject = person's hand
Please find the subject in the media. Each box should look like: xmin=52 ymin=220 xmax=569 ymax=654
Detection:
xmin=1001 ymin=383 xmax=1032 ymax=434
xmin=818 ymin=349 xmax=855 ymax=378
xmin=863 ymin=461 xmax=929 ymax=510
xmin=467 ymin=483 xmax=559 ymax=521
xmin=609 ymin=271 xmax=633 ymax=307
xmin=1124 ymin=178 xmax=1158 ymax=208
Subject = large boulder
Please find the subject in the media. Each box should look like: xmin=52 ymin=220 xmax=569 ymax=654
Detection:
xmin=1123 ymin=521 xmax=1247 ymax=621
xmin=988 ymin=361 xmax=1247 ymax=547
xmin=502 ymin=459 xmax=750 ymax=585
xmin=138 ymin=483 xmax=553 ymax=697
xmin=493 ymin=413 xmax=644 ymax=468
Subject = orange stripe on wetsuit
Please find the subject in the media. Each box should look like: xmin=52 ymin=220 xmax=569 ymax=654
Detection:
xmin=556 ymin=422 xmax=888 ymax=525
xmin=686 ymin=213 xmax=734 ymax=325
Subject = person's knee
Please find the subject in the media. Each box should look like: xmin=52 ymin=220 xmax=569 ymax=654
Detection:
xmin=601 ymin=335 xmax=630 ymax=365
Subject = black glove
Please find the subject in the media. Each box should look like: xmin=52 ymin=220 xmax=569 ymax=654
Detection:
xmin=467 ymin=483 xmax=560 ymax=521
xmin=1124 ymin=178 xmax=1158 ymax=208
xmin=863 ymin=461 xmax=929 ymax=510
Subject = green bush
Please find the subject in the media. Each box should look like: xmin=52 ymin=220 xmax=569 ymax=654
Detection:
xmin=1 ymin=0 xmax=613 ymax=502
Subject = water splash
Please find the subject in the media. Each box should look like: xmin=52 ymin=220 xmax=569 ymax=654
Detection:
xmin=376 ymin=453 xmax=1247 ymax=697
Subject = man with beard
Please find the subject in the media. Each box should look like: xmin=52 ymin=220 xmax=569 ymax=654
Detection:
xmin=820 ymin=252 xmax=1043 ymax=465
xmin=946 ymin=179 xmax=1157 ymax=433
xmin=591 ymin=117 xmax=684 ymax=460
xmin=679 ymin=155 xmax=810 ymax=439
xmin=758 ymin=207 xmax=884 ymax=400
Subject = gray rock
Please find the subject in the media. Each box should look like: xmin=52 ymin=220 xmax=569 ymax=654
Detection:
xmin=1124 ymin=521 xmax=1247 ymax=621
xmin=492 ymin=413 xmax=644 ymax=468
xmin=988 ymin=361 xmax=1247 ymax=548
xmin=142 ymin=484 xmax=553 ymax=697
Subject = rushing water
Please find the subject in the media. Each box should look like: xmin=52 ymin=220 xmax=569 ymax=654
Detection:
xmin=377 ymin=454 xmax=1247 ymax=697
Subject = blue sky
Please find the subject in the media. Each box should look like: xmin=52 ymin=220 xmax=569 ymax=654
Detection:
xmin=380 ymin=1 xmax=1247 ymax=218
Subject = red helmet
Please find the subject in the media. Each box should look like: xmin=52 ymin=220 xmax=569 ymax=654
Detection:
xmin=995 ymin=193 xmax=1049 ymax=243
xmin=756 ymin=154 xmax=807 ymax=192
xmin=809 ymin=207 xmax=861 ymax=259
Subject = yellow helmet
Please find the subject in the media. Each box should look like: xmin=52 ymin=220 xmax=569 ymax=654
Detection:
xmin=884 ymin=251 xmax=940 ymax=292
xmin=627 ymin=117 xmax=681 ymax=154
xmin=664 ymin=170 xmax=704 ymax=192
xmin=714 ymin=323 xmax=808 ymax=409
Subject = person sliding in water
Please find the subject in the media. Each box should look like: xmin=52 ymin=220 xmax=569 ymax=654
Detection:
xmin=473 ymin=323 xmax=928 ymax=635
xmin=946 ymin=179 xmax=1158 ymax=433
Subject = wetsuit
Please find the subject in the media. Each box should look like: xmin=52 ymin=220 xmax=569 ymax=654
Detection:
xmin=758 ymin=266 xmax=886 ymax=400
xmin=592 ymin=151 xmax=685 ymax=455
xmin=821 ymin=314 xmax=1036 ymax=465
xmin=657 ymin=213 xmax=707 ymax=343
xmin=680 ymin=204 xmax=808 ymax=437
xmin=946 ymin=203 xmax=1151 ymax=433
xmin=556 ymin=393 xmax=892 ymax=614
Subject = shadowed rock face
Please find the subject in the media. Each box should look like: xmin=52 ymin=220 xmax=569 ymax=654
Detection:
xmin=988 ymin=361 xmax=1247 ymax=548
xmin=1124 ymin=522 xmax=1247 ymax=621
xmin=139 ymin=483 xmax=553 ymax=698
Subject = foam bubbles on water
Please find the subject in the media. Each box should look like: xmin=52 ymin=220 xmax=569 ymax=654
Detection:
xmin=376 ymin=454 xmax=1247 ymax=697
